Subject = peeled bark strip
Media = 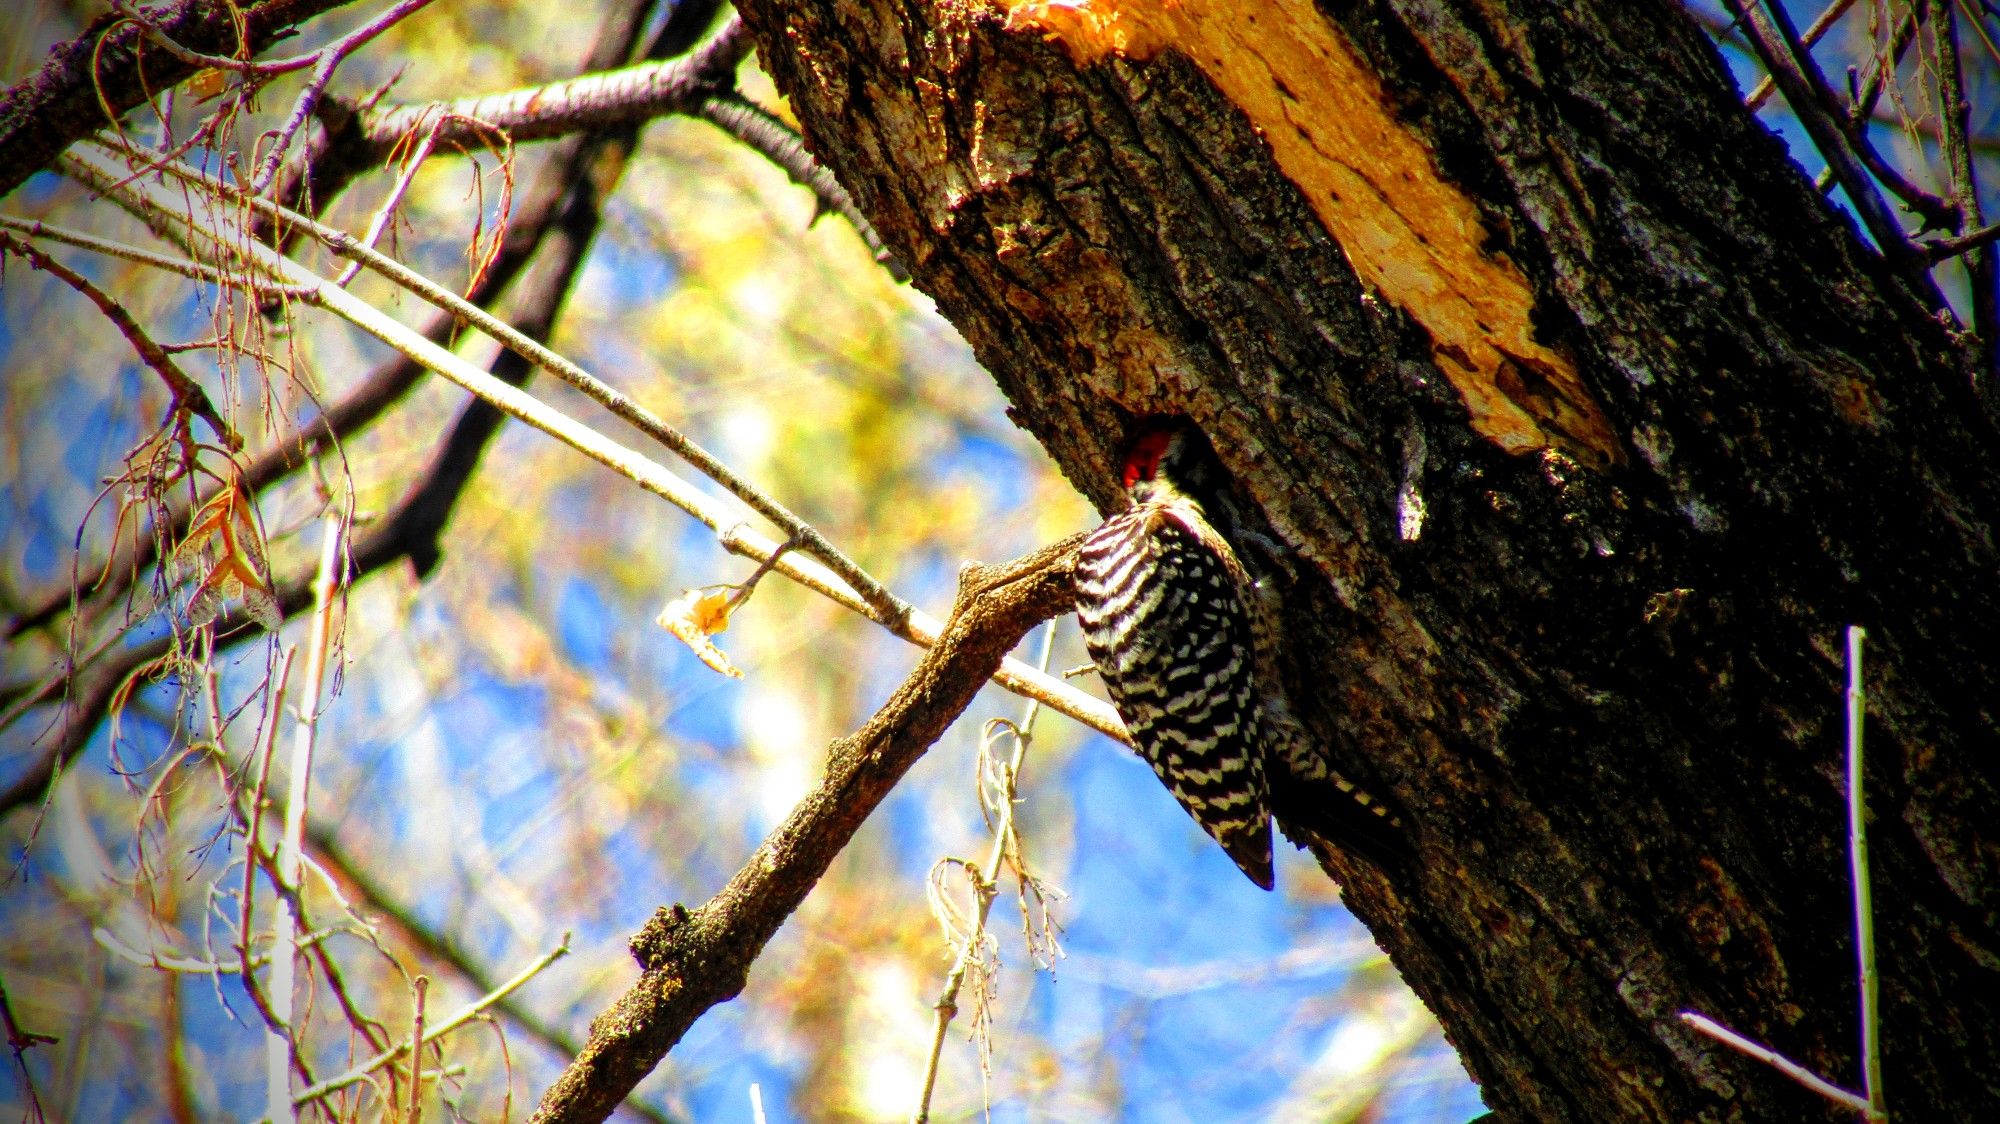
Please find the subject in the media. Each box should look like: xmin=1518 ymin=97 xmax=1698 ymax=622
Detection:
xmin=732 ymin=0 xmax=1998 ymax=1120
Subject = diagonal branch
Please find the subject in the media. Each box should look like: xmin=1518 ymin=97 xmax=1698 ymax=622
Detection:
xmin=694 ymin=93 xmax=907 ymax=281
xmin=526 ymin=535 xmax=1085 ymax=1124
xmin=334 ymin=17 xmax=751 ymax=159
xmin=88 ymin=127 xmax=915 ymax=628
xmin=0 ymin=0 xmax=359 ymax=200
xmin=2 ymin=0 xmax=667 ymax=644
xmin=0 ymin=229 xmax=239 ymax=450
xmin=1720 ymin=0 xmax=1946 ymax=309
xmin=1741 ymin=0 xmax=1857 ymax=111
xmin=2 ymin=149 xmax=1121 ymax=820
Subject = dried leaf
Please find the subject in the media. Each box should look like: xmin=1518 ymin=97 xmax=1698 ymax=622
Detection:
xmin=687 ymin=587 xmax=735 ymax=634
xmin=173 ymin=482 xmax=280 ymax=630
xmin=187 ymin=68 xmax=229 ymax=101
xmin=656 ymin=589 xmax=744 ymax=678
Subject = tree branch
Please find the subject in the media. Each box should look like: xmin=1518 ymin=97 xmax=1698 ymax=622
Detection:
xmin=0 ymin=65 xmax=634 ymax=815
xmin=693 ymin=94 xmax=907 ymax=281
xmin=0 ymin=230 xmax=239 ymax=450
xmin=330 ymin=17 xmax=751 ymax=160
xmin=3 ymin=0 xmax=664 ymax=642
xmin=526 ymin=535 xmax=1084 ymax=1124
xmin=0 ymin=0 xmax=358 ymax=199
xmin=1721 ymin=0 xmax=1946 ymax=307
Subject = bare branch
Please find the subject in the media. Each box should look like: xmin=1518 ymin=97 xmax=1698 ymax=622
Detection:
xmin=1924 ymin=219 xmax=2000 ymax=262
xmin=1720 ymin=0 xmax=1946 ymax=308
xmin=527 ymin=536 xmax=1085 ymax=1124
xmin=694 ymin=93 xmax=907 ymax=281
xmin=247 ymin=0 xmax=444 ymax=194
xmin=175 ymin=149 xmax=909 ymax=622
xmin=0 ymin=229 xmax=240 ymax=450
xmin=0 ymin=0 xmax=360 ymax=199
xmin=1742 ymin=0 xmax=1857 ymax=111
xmin=338 ymin=17 xmax=751 ymax=160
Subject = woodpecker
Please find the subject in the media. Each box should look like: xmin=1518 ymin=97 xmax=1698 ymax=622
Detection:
xmin=1074 ymin=420 xmax=1399 ymax=889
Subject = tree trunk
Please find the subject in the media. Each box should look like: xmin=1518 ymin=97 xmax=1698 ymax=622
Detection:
xmin=730 ymin=0 xmax=2000 ymax=1119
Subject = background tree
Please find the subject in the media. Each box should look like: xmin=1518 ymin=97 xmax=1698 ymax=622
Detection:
xmin=2 ymin=1 xmax=1996 ymax=1122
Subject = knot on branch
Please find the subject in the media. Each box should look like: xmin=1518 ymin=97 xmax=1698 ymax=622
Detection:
xmin=629 ymin=902 xmax=692 ymax=968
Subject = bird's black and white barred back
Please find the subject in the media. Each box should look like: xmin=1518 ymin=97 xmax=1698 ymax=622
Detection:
xmin=1076 ymin=420 xmax=1405 ymax=891
xmin=1077 ymin=503 xmax=1276 ymax=888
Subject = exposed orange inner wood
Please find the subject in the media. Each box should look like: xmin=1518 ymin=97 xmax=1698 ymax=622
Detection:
xmin=1001 ymin=0 xmax=1622 ymax=466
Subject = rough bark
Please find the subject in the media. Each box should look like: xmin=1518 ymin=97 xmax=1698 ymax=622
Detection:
xmin=730 ymin=0 xmax=1999 ymax=1120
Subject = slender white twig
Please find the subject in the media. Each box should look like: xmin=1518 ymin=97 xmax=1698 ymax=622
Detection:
xmin=249 ymin=0 xmax=443 ymax=195
xmin=265 ymin=516 xmax=343 ymax=1124
xmin=1678 ymin=624 xmax=1889 ymax=1122
xmin=59 ymin=143 xmax=1126 ymax=746
xmin=1846 ymin=626 xmax=1886 ymax=1123
xmin=1679 ymin=1012 xmax=1875 ymax=1115
xmin=92 ymin=925 xmax=335 ymax=974
xmin=291 ymin=935 xmax=571 ymax=1106
xmin=913 ymin=623 xmax=1058 ymax=1123
xmin=0 ymin=214 xmax=309 ymax=297
xmin=406 ymin=975 xmax=430 ymax=1124
xmin=239 ymin=647 xmax=299 ymax=1098
xmin=330 ymin=117 xmax=440 ymax=288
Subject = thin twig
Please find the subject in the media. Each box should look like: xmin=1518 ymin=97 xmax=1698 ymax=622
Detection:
xmin=406 ymin=976 xmax=430 ymax=1124
xmin=1721 ymin=0 xmax=1943 ymax=309
xmin=1933 ymin=0 xmax=1995 ymax=367
xmin=0 ymin=229 xmax=240 ymax=450
xmin=3 ymin=91 xmax=622 ymax=644
xmin=1679 ymin=1012 xmax=1876 ymax=1115
xmin=92 ymin=925 xmax=335 ymax=974
xmin=1744 ymin=0 xmax=1858 ymax=110
xmin=88 ymin=138 xmax=910 ymax=630
xmin=107 ymin=0 xmax=319 ymax=76
xmin=239 ymin=648 xmax=311 ymax=1096
xmin=247 ymin=0 xmax=442 ymax=195
xmin=1676 ymin=624 xmax=1889 ymax=1122
xmin=0 ymin=972 xmax=58 ymax=1124
xmin=0 ymin=215 xmax=308 ymax=298
xmin=912 ymin=622 xmax=1059 ymax=1123
xmin=330 ymin=117 xmax=440 ymax=288
xmin=1923 ymin=220 xmax=2000 ymax=262
xmin=292 ymin=936 xmax=571 ymax=1107
xmin=297 ymin=824 xmax=678 ymax=1124
xmin=61 ymin=141 xmax=1123 ymax=745
xmin=265 ymin=516 xmax=344 ymax=1124
xmin=694 ymin=93 xmax=907 ymax=281
xmin=1846 ymin=627 xmax=1886 ymax=1122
